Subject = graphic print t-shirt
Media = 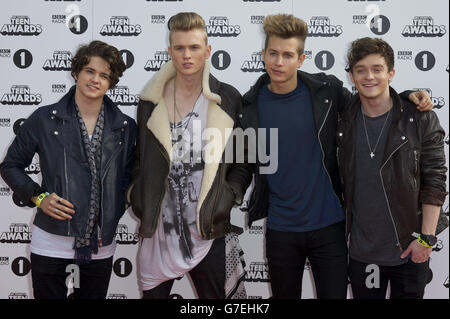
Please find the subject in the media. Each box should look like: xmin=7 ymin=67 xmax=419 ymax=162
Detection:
xmin=139 ymin=93 xmax=213 ymax=291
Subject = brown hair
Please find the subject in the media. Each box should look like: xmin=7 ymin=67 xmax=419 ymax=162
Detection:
xmin=71 ymin=40 xmax=126 ymax=89
xmin=263 ymin=14 xmax=308 ymax=55
xmin=168 ymin=12 xmax=207 ymax=44
xmin=346 ymin=37 xmax=395 ymax=73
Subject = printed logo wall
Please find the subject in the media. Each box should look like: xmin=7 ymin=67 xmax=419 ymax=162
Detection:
xmin=0 ymin=0 xmax=448 ymax=299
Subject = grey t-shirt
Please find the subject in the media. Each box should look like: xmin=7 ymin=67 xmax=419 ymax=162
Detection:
xmin=349 ymin=107 xmax=408 ymax=266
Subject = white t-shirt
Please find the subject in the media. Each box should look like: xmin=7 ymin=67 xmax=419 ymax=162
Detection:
xmin=139 ymin=94 xmax=213 ymax=291
xmin=30 ymin=225 xmax=116 ymax=259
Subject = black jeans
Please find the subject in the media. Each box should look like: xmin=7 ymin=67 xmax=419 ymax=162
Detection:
xmin=30 ymin=253 xmax=113 ymax=299
xmin=348 ymin=257 xmax=430 ymax=299
xmin=142 ymin=237 xmax=225 ymax=299
xmin=266 ymin=221 xmax=348 ymax=299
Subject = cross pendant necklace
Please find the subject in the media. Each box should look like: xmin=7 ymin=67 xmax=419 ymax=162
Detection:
xmin=361 ymin=101 xmax=392 ymax=160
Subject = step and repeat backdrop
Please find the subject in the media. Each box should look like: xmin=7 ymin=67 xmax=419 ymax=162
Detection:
xmin=0 ymin=0 xmax=448 ymax=299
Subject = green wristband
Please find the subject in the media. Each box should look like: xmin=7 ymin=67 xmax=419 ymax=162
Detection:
xmin=35 ymin=192 xmax=49 ymax=208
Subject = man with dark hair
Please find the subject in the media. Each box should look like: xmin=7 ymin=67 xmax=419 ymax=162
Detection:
xmin=338 ymin=37 xmax=447 ymax=299
xmin=242 ymin=14 xmax=434 ymax=299
xmin=0 ymin=40 xmax=137 ymax=299
xmin=127 ymin=12 xmax=251 ymax=299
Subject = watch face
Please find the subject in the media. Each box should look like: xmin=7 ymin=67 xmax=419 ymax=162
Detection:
xmin=422 ymin=235 xmax=437 ymax=246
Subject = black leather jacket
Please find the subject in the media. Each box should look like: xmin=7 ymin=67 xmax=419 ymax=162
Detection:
xmin=242 ymin=71 xmax=352 ymax=226
xmin=0 ymin=86 xmax=137 ymax=246
xmin=337 ymin=87 xmax=447 ymax=250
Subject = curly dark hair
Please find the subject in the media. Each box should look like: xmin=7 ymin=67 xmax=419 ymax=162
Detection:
xmin=346 ymin=37 xmax=394 ymax=73
xmin=71 ymin=40 xmax=126 ymax=89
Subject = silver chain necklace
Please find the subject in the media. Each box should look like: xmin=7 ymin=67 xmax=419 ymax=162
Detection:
xmin=171 ymin=77 xmax=201 ymax=145
xmin=361 ymin=102 xmax=392 ymax=159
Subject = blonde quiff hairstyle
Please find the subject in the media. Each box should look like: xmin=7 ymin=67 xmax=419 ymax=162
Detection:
xmin=168 ymin=12 xmax=208 ymax=45
xmin=263 ymin=14 xmax=308 ymax=56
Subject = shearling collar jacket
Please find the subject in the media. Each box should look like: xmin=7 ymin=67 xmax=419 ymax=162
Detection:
xmin=128 ymin=61 xmax=252 ymax=239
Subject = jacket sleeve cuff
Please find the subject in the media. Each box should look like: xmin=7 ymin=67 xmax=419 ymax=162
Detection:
xmin=227 ymin=182 xmax=244 ymax=205
xmin=12 ymin=181 xmax=42 ymax=207
xmin=420 ymin=188 xmax=448 ymax=206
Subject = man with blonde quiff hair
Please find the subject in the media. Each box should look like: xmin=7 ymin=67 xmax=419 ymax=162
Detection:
xmin=242 ymin=14 xmax=434 ymax=299
xmin=128 ymin=12 xmax=251 ymax=299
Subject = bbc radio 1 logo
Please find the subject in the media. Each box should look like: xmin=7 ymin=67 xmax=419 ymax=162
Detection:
xmin=100 ymin=16 xmax=142 ymax=36
xmin=0 ymin=49 xmax=11 ymax=58
xmin=308 ymin=17 xmax=342 ymax=37
xmin=315 ymin=51 xmax=335 ymax=71
xmin=402 ymin=16 xmax=446 ymax=37
xmin=0 ymin=187 xmax=11 ymax=197
xmin=0 ymin=223 xmax=31 ymax=243
xmin=211 ymin=50 xmax=231 ymax=71
xmin=43 ymin=51 xmax=72 ymax=71
xmin=413 ymin=88 xmax=445 ymax=109
xmin=144 ymin=51 xmax=170 ymax=72
xmin=13 ymin=49 xmax=33 ymax=69
xmin=250 ymin=16 xmax=265 ymax=24
xmin=245 ymin=262 xmax=269 ymax=282
xmin=120 ymin=50 xmax=135 ymax=69
xmin=206 ymin=17 xmax=241 ymax=37
xmin=352 ymin=13 xmax=390 ymax=35
xmin=248 ymin=225 xmax=263 ymax=235
xmin=52 ymin=84 xmax=67 ymax=93
xmin=415 ymin=51 xmax=436 ymax=71
xmin=0 ymin=256 xmax=9 ymax=265
xmin=11 ymin=257 xmax=31 ymax=277
xmin=115 ymin=224 xmax=139 ymax=244
xmin=241 ymin=52 xmax=265 ymax=72
xmin=1 ymin=16 xmax=42 ymax=36
xmin=151 ymin=15 xmax=166 ymax=24
xmin=51 ymin=13 xmax=88 ymax=35
xmin=0 ymin=118 xmax=11 ymax=128
xmin=107 ymin=86 xmax=139 ymax=106
xmin=1 ymin=85 xmax=42 ymax=105
xmin=397 ymin=50 xmax=413 ymax=61
xmin=113 ymin=258 xmax=133 ymax=278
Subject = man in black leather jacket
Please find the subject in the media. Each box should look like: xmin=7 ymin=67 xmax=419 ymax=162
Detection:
xmin=0 ymin=41 xmax=137 ymax=299
xmin=338 ymin=37 xmax=447 ymax=299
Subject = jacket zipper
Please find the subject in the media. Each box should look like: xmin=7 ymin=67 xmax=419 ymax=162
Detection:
xmin=413 ymin=150 xmax=418 ymax=188
xmin=317 ymin=100 xmax=343 ymax=208
xmin=204 ymin=166 xmax=223 ymax=238
xmin=380 ymin=140 xmax=408 ymax=251
xmin=64 ymin=148 xmax=70 ymax=236
xmin=99 ymin=140 xmax=125 ymax=247
xmin=153 ymin=138 xmax=170 ymax=235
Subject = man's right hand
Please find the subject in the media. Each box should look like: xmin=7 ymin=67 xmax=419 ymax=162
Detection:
xmin=32 ymin=193 xmax=75 ymax=220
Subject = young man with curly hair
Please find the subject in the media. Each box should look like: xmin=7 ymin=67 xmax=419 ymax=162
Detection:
xmin=0 ymin=40 xmax=137 ymax=299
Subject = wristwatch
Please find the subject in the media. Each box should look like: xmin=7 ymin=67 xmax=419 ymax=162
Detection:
xmin=419 ymin=234 xmax=437 ymax=247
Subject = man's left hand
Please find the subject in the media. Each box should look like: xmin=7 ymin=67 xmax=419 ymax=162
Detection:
xmin=409 ymin=91 xmax=434 ymax=111
xmin=400 ymin=239 xmax=432 ymax=263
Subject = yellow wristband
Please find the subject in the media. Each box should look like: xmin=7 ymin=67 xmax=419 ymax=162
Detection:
xmin=35 ymin=192 xmax=49 ymax=208
xmin=417 ymin=237 xmax=432 ymax=248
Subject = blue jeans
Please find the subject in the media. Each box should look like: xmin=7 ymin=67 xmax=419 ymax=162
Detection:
xmin=266 ymin=221 xmax=348 ymax=299
xmin=30 ymin=253 xmax=113 ymax=299
xmin=348 ymin=257 xmax=430 ymax=299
